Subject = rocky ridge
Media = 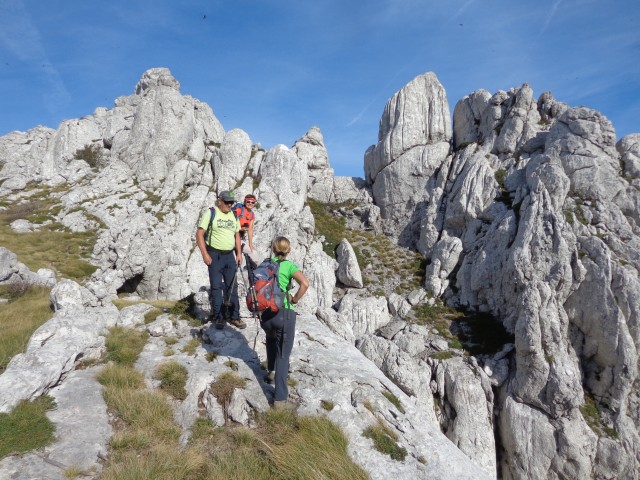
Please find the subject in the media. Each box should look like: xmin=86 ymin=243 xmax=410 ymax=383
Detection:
xmin=0 ymin=67 xmax=638 ymax=479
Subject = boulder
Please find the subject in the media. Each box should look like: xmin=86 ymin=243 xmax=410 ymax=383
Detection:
xmin=336 ymin=238 xmax=363 ymax=288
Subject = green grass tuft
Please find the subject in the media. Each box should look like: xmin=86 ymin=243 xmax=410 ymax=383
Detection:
xmin=320 ymin=399 xmax=335 ymax=411
xmin=362 ymin=419 xmax=407 ymax=461
xmin=144 ymin=308 xmax=163 ymax=324
xmin=104 ymin=326 xmax=149 ymax=366
xmin=0 ymin=285 xmax=53 ymax=373
xmin=154 ymin=361 xmax=188 ymax=400
xmin=0 ymin=395 xmax=57 ymax=459
xmin=382 ymin=391 xmax=405 ymax=414
xmin=97 ymin=364 xmax=145 ymax=390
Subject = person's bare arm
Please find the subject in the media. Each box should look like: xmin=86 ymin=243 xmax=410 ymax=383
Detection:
xmin=290 ymin=270 xmax=309 ymax=304
xmin=248 ymin=221 xmax=254 ymax=251
xmin=235 ymin=232 xmax=242 ymax=265
xmin=196 ymin=228 xmax=212 ymax=266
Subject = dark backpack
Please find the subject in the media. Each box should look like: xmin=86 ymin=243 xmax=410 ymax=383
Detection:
xmin=246 ymin=258 xmax=288 ymax=314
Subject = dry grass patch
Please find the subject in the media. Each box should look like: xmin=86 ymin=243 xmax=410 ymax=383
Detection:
xmin=0 ymin=285 xmax=52 ymax=373
xmin=144 ymin=308 xmax=163 ymax=324
xmin=307 ymin=198 xmax=426 ymax=294
xmin=0 ymin=189 xmax=97 ymax=281
xmin=263 ymin=412 xmax=368 ymax=479
xmin=210 ymin=371 xmax=246 ymax=424
xmin=101 ymin=443 xmax=209 ymax=480
xmin=188 ymin=410 xmax=368 ymax=480
xmin=112 ymin=297 xmax=176 ymax=311
xmin=97 ymin=364 xmax=145 ymax=390
xmin=105 ymin=326 xmax=149 ymax=366
xmin=103 ymin=387 xmax=181 ymax=441
xmin=382 ymin=391 xmax=405 ymax=414
xmin=181 ymin=338 xmax=201 ymax=355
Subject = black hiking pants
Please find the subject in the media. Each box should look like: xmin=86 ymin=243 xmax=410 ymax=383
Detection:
xmin=207 ymin=248 xmax=240 ymax=321
xmin=261 ymin=308 xmax=296 ymax=402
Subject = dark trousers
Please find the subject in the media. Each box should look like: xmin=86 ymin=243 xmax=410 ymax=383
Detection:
xmin=261 ymin=308 xmax=296 ymax=401
xmin=207 ymin=249 xmax=239 ymax=321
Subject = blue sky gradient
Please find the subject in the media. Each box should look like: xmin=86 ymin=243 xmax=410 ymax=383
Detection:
xmin=0 ymin=0 xmax=638 ymax=178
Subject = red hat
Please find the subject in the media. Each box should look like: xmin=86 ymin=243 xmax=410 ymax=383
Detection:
xmin=244 ymin=194 xmax=257 ymax=201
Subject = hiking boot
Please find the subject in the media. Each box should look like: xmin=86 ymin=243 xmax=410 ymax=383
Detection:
xmin=214 ymin=318 xmax=225 ymax=330
xmin=228 ymin=318 xmax=246 ymax=329
xmin=264 ymin=371 xmax=275 ymax=384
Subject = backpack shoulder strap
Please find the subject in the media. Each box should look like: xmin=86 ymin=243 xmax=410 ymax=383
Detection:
xmin=205 ymin=207 xmax=216 ymax=245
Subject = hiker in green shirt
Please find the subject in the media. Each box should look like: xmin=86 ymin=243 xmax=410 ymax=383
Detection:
xmin=261 ymin=236 xmax=309 ymax=408
xmin=195 ymin=191 xmax=246 ymax=330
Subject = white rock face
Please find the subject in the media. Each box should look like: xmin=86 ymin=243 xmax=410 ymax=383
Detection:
xmin=336 ymin=292 xmax=391 ymax=338
xmin=0 ymin=247 xmax=56 ymax=287
xmin=364 ymin=72 xmax=452 ymax=245
xmin=336 ymin=238 xmax=363 ymax=288
xmin=618 ymin=133 xmax=640 ymax=178
xmin=434 ymin=358 xmax=496 ymax=477
xmin=212 ymin=128 xmax=253 ymax=192
xmin=0 ymin=302 xmax=117 ymax=413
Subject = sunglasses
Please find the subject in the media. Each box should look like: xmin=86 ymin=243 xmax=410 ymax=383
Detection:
xmin=245 ymin=200 xmax=256 ymax=205
xmin=223 ymin=201 xmax=234 ymax=205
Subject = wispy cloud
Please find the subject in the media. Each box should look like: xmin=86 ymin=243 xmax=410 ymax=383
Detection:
xmin=346 ymin=104 xmax=370 ymax=127
xmin=449 ymin=0 xmax=476 ymax=21
xmin=346 ymin=66 xmax=411 ymax=128
xmin=539 ymin=0 xmax=562 ymax=35
xmin=0 ymin=0 xmax=70 ymax=115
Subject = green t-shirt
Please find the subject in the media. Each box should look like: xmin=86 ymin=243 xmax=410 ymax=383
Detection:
xmin=198 ymin=207 xmax=240 ymax=250
xmin=274 ymin=258 xmax=300 ymax=310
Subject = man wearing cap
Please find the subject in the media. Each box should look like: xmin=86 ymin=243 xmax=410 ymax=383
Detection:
xmin=195 ymin=191 xmax=246 ymax=330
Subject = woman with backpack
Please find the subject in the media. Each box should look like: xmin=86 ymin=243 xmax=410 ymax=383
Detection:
xmin=261 ymin=236 xmax=309 ymax=409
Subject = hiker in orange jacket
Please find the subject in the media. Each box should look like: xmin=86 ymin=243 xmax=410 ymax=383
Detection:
xmin=233 ymin=194 xmax=259 ymax=266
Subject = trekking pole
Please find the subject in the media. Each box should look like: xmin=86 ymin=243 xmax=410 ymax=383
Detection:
xmin=223 ymin=266 xmax=239 ymax=310
xmin=243 ymin=253 xmax=262 ymax=351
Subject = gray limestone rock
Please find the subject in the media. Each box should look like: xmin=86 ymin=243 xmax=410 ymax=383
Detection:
xmin=0 ymin=305 xmax=117 ymax=413
xmin=336 ymin=292 xmax=391 ymax=338
xmin=336 ymin=238 xmax=363 ymax=288
xmin=0 ymin=367 xmax=111 ymax=479
xmin=212 ymin=128 xmax=253 ymax=192
xmin=364 ymin=72 xmax=452 ymax=244
xmin=387 ymin=292 xmax=411 ymax=317
xmin=617 ymin=133 xmax=640 ymax=178
xmin=435 ymin=358 xmax=496 ymax=477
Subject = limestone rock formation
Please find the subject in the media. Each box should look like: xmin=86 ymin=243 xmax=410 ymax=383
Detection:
xmin=0 ymin=247 xmax=56 ymax=287
xmin=336 ymin=238 xmax=363 ymax=288
xmin=297 ymin=126 xmax=371 ymax=205
xmin=1 ymin=65 xmax=640 ymax=479
xmin=364 ymin=72 xmax=452 ymax=245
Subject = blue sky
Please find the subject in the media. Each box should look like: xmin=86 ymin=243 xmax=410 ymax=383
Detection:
xmin=0 ymin=0 xmax=638 ymax=178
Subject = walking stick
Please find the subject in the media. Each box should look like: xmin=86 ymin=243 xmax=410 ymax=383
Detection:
xmin=243 ymin=253 xmax=262 ymax=351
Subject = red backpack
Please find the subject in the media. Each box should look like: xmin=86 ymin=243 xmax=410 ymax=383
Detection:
xmin=246 ymin=258 xmax=287 ymax=314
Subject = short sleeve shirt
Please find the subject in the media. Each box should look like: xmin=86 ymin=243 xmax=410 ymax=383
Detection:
xmin=198 ymin=207 xmax=240 ymax=250
xmin=274 ymin=258 xmax=300 ymax=310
